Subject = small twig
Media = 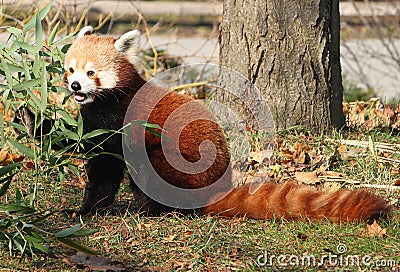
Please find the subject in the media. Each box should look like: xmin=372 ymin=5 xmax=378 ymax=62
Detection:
xmin=337 ymin=139 xmax=400 ymax=153
xmin=170 ymin=81 xmax=208 ymax=92
xmin=356 ymin=183 xmax=400 ymax=191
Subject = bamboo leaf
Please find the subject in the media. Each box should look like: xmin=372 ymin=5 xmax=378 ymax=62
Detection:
xmin=12 ymin=41 xmax=37 ymax=55
xmin=21 ymin=60 xmax=31 ymax=81
xmin=68 ymin=164 xmax=79 ymax=176
xmin=55 ymin=224 xmax=81 ymax=238
xmin=0 ymin=204 xmax=36 ymax=214
xmin=47 ymin=22 xmax=60 ymax=44
xmin=52 ymin=143 xmax=76 ymax=157
xmin=8 ymin=121 xmax=28 ymax=134
xmin=99 ymin=152 xmax=124 ymax=162
xmin=52 ymin=32 xmax=75 ymax=47
xmin=35 ymin=13 xmax=43 ymax=52
xmin=131 ymin=120 xmax=172 ymax=142
xmin=0 ymin=177 xmax=12 ymax=197
xmin=2 ymin=63 xmax=24 ymax=74
xmin=40 ymin=59 xmax=48 ymax=111
xmin=12 ymin=78 xmax=41 ymax=92
xmin=0 ymin=61 xmax=14 ymax=91
xmin=57 ymin=110 xmax=77 ymax=127
xmin=67 ymin=228 xmax=98 ymax=238
xmin=23 ymin=2 xmax=52 ymax=32
xmin=132 ymin=120 xmax=163 ymax=130
xmin=56 ymin=237 xmax=99 ymax=255
xmin=13 ymin=238 xmax=24 ymax=254
xmin=82 ymin=129 xmax=111 ymax=140
xmin=0 ymin=114 xmax=4 ymax=148
xmin=31 ymin=242 xmax=50 ymax=254
xmin=6 ymin=27 xmax=23 ymax=38
xmin=0 ymin=163 xmax=20 ymax=177
xmin=32 ymin=53 xmax=40 ymax=78
xmin=8 ymin=139 xmax=35 ymax=159
xmin=4 ymin=90 xmax=11 ymax=117
xmin=60 ymin=127 xmax=79 ymax=141
xmin=22 ymin=99 xmax=41 ymax=125
xmin=77 ymin=113 xmax=83 ymax=138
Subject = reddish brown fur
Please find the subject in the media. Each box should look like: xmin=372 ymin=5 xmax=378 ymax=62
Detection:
xmin=127 ymin=85 xmax=231 ymax=191
xmin=61 ymin=31 xmax=391 ymax=222
xmin=65 ymin=36 xmax=118 ymax=73
xmin=203 ymin=181 xmax=391 ymax=222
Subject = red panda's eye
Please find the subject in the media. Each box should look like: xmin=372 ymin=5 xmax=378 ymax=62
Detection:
xmin=69 ymin=67 xmax=74 ymax=73
xmin=87 ymin=70 xmax=95 ymax=77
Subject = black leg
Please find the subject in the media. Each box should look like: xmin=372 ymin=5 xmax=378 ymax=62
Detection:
xmin=14 ymin=107 xmax=54 ymax=137
xmin=128 ymin=164 xmax=175 ymax=216
xmin=74 ymin=155 xmax=125 ymax=215
xmin=129 ymin=177 xmax=151 ymax=214
xmin=128 ymin=166 xmax=198 ymax=216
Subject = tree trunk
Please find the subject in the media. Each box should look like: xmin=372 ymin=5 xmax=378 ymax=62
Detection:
xmin=218 ymin=0 xmax=345 ymax=133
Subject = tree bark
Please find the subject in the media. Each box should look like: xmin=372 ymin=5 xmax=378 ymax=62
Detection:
xmin=219 ymin=0 xmax=345 ymax=133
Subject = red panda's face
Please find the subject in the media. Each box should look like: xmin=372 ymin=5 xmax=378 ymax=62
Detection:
xmin=64 ymin=59 xmax=110 ymax=104
xmin=64 ymin=27 xmax=141 ymax=105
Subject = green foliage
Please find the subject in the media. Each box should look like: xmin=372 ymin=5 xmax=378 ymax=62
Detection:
xmin=0 ymin=161 xmax=94 ymax=257
xmin=343 ymin=76 xmax=378 ymax=102
xmin=0 ymin=4 xmax=100 ymax=258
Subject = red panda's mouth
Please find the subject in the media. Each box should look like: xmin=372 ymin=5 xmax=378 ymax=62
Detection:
xmin=74 ymin=93 xmax=88 ymax=103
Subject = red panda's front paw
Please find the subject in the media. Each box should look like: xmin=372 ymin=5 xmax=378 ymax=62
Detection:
xmin=13 ymin=107 xmax=36 ymax=136
xmin=62 ymin=208 xmax=90 ymax=218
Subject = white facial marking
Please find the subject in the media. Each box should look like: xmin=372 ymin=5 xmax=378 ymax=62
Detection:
xmin=98 ymin=70 xmax=117 ymax=89
xmin=67 ymin=71 xmax=96 ymax=93
xmin=65 ymin=59 xmax=77 ymax=72
xmin=66 ymin=60 xmax=97 ymax=105
xmin=85 ymin=62 xmax=95 ymax=71
xmin=64 ymin=60 xmax=117 ymax=105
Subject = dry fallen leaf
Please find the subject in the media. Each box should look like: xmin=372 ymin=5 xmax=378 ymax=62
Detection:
xmin=0 ymin=146 xmax=25 ymax=166
xmin=63 ymin=252 xmax=126 ymax=271
xmin=344 ymin=99 xmax=400 ymax=129
xmin=294 ymin=171 xmax=320 ymax=185
xmin=136 ymin=223 xmax=152 ymax=231
xmin=280 ymin=147 xmax=295 ymax=161
xmin=337 ymin=144 xmax=347 ymax=154
xmin=249 ymin=150 xmax=274 ymax=163
xmin=164 ymin=234 xmax=176 ymax=242
xmin=0 ymin=149 xmax=7 ymax=162
xmin=323 ymin=181 xmax=341 ymax=192
xmin=294 ymin=151 xmax=308 ymax=164
xmin=293 ymin=142 xmax=313 ymax=156
xmin=366 ymin=220 xmax=387 ymax=237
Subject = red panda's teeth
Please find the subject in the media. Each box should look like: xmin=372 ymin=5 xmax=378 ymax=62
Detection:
xmin=74 ymin=93 xmax=87 ymax=102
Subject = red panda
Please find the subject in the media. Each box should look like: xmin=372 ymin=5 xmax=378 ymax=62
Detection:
xmin=21 ymin=26 xmax=391 ymax=222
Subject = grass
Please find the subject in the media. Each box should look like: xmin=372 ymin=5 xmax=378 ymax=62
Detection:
xmin=1 ymin=207 xmax=399 ymax=271
xmin=0 ymin=126 xmax=399 ymax=271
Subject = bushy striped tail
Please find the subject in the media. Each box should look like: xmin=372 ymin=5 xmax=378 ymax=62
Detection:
xmin=203 ymin=181 xmax=391 ymax=222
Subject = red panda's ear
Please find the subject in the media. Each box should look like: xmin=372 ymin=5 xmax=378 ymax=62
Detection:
xmin=77 ymin=26 xmax=93 ymax=39
xmin=114 ymin=30 xmax=141 ymax=66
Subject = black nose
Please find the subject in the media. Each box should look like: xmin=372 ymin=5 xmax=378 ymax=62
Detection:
xmin=71 ymin=81 xmax=81 ymax=91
